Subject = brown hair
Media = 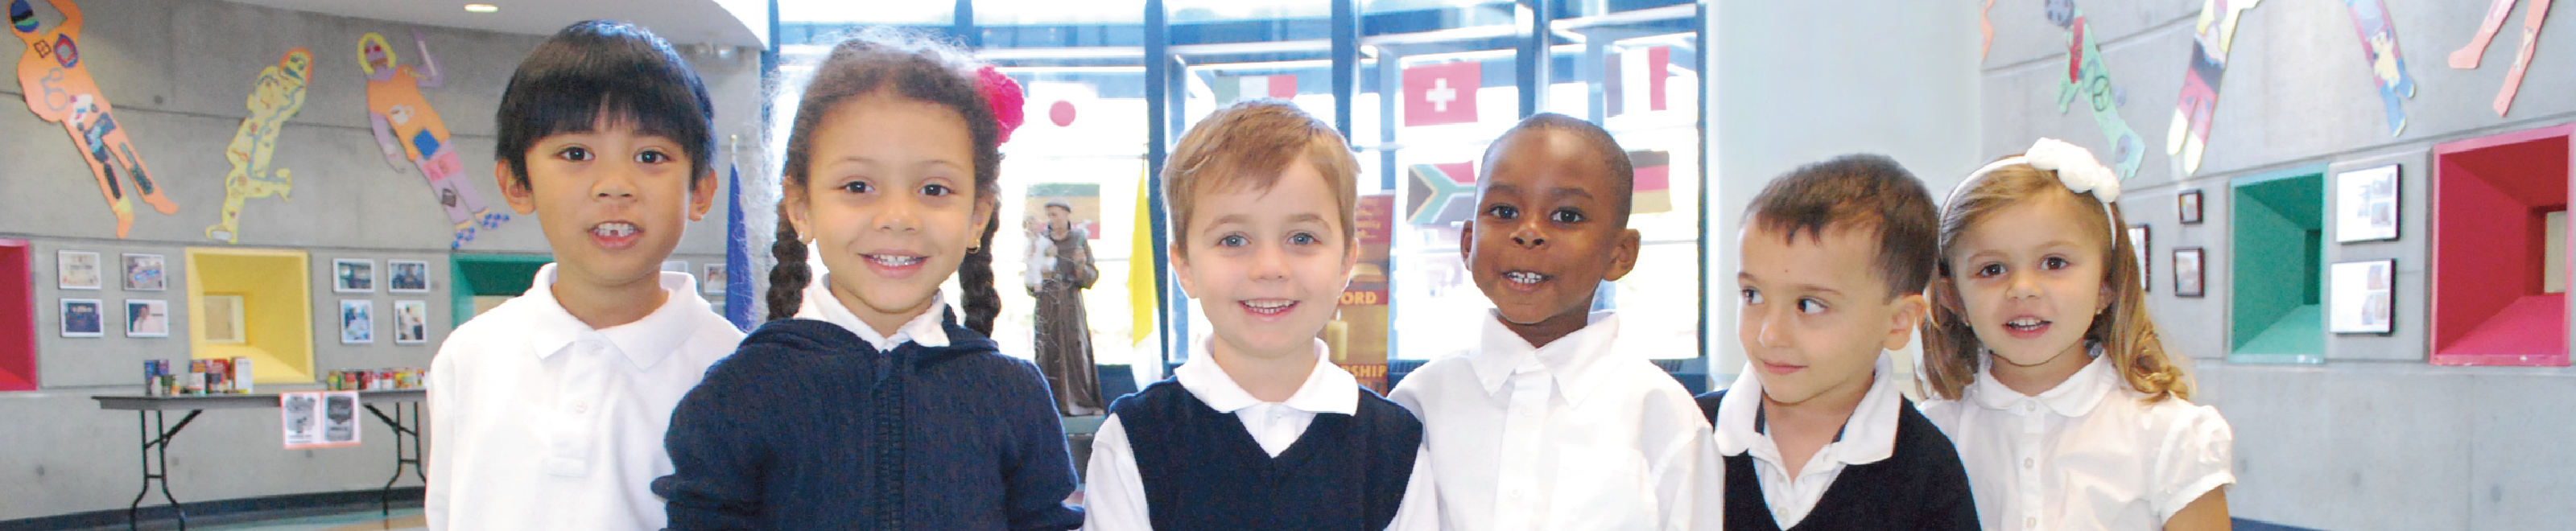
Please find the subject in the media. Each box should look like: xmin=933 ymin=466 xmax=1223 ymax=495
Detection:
xmin=765 ymin=29 xmax=1005 ymax=335
xmin=1920 ymin=163 xmax=2190 ymax=402
xmin=1744 ymin=154 xmax=1939 ymax=301
xmin=1161 ymin=100 xmax=1360 ymax=257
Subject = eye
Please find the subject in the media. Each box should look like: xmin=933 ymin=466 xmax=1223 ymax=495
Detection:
xmin=1215 ymin=234 xmax=1248 ymax=248
xmin=1484 ymin=204 xmax=1519 ymax=220
xmin=837 ymin=180 xmax=872 ymax=194
xmin=1549 ymin=208 xmax=1585 ymax=224
xmin=920 ymin=183 xmax=952 ymax=197
xmin=634 ymin=149 xmax=670 ymax=164
xmin=1796 ymin=298 xmax=1828 ymax=315
xmin=1288 ymin=232 xmax=1319 ymax=245
xmin=1740 ymin=289 xmax=1763 ymax=305
xmin=1976 ymin=263 xmax=2004 ymax=278
xmin=554 ymin=146 xmax=592 ymax=162
xmin=2042 ymin=257 xmax=2071 ymax=270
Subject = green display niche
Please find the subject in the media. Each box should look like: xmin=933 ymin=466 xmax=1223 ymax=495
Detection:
xmin=449 ymin=253 xmax=552 ymax=327
xmin=2230 ymin=165 xmax=2328 ymax=364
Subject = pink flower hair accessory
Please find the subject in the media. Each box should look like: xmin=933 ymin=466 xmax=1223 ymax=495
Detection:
xmin=976 ymin=65 xmax=1026 ymax=146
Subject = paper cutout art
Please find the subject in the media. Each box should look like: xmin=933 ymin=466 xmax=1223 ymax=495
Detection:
xmin=1981 ymin=0 xmax=1996 ymax=61
xmin=359 ymin=31 xmax=509 ymax=249
xmin=2054 ymin=2 xmax=2146 ymax=180
xmin=2451 ymin=0 xmax=2517 ymax=68
xmin=11 ymin=0 xmax=175 ymax=238
xmin=2342 ymin=0 xmax=2416 ymax=135
xmin=2493 ymin=0 xmax=2551 ymax=117
xmin=206 ymin=48 xmax=312 ymax=244
xmin=2166 ymin=0 xmax=2260 ymax=177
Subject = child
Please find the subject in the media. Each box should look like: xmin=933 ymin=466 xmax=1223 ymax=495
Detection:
xmin=1082 ymin=101 xmax=1438 ymax=530
xmin=1916 ymin=138 xmax=2233 ymax=531
xmin=651 ymin=31 xmax=1084 ymax=530
xmin=1388 ymin=113 xmax=1720 ymax=530
xmin=427 ymin=20 xmax=738 ymax=531
xmin=1699 ymin=154 xmax=1978 ymax=530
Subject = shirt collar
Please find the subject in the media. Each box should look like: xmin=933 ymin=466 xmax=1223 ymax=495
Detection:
xmin=1714 ymin=355 xmax=1902 ymax=467
xmin=518 ymin=262 xmax=708 ymax=369
xmin=795 ymin=273 xmax=952 ymax=352
xmin=1968 ymin=345 xmax=2113 ymax=417
xmin=1174 ymin=336 xmax=1360 ymax=416
xmin=1466 ymin=310 xmax=1624 ymax=405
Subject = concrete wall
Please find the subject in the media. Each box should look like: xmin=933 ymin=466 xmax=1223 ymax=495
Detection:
xmin=1980 ymin=0 xmax=2576 ymax=529
xmin=0 ymin=0 xmax=766 ymax=520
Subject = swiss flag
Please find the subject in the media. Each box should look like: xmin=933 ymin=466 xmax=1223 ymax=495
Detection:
xmin=1403 ymin=62 xmax=1480 ymax=127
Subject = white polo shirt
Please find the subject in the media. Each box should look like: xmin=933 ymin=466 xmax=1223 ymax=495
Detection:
xmin=1711 ymin=356 xmax=1904 ymax=529
xmin=1083 ymin=337 xmax=1440 ymax=530
xmin=426 ymin=264 xmax=744 ymax=531
xmin=1918 ymin=352 xmax=2235 ymax=531
xmin=1388 ymin=311 xmax=1723 ymax=531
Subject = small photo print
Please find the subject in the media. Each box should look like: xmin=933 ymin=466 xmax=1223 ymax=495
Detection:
xmin=389 ymin=260 xmax=431 ymax=293
xmin=2173 ymin=248 xmax=2207 ymax=297
xmin=394 ymin=300 xmax=429 ymax=344
xmin=58 ymin=250 xmax=101 ymax=290
xmin=2177 ymin=190 xmax=2205 ymax=225
xmin=340 ymin=299 xmax=374 ymax=344
xmin=122 ymin=253 xmax=167 ymax=291
xmin=125 ymin=299 xmax=169 ymax=338
xmin=60 ymin=298 xmax=104 ymax=337
xmin=700 ymin=264 xmax=727 ymax=294
xmin=334 ymin=259 xmax=375 ymax=294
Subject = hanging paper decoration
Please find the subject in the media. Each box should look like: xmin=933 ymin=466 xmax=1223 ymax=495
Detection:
xmin=359 ymin=31 xmax=509 ymax=249
xmin=2341 ymin=0 xmax=2416 ymax=135
xmin=2450 ymin=0 xmax=2518 ymax=68
xmin=2053 ymin=1 xmax=2147 ymax=179
xmin=207 ymin=48 xmax=313 ymax=244
xmin=2166 ymin=0 xmax=2262 ymax=177
xmin=1981 ymin=0 xmax=1996 ymax=61
xmin=2491 ymin=0 xmax=2551 ymax=116
xmin=11 ymin=0 xmax=175 ymax=238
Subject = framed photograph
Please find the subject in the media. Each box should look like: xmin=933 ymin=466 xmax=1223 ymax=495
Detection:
xmin=122 ymin=253 xmax=167 ymax=291
xmin=2330 ymin=259 xmax=2398 ymax=334
xmin=393 ymin=300 xmax=429 ymax=344
xmin=2334 ymin=164 xmax=2402 ymax=243
xmin=700 ymin=264 xmax=728 ymax=294
xmin=2177 ymin=189 xmax=2205 ymax=224
xmin=203 ymin=295 xmax=246 ymax=344
xmin=60 ymin=298 xmax=104 ymax=337
xmin=57 ymin=250 xmax=101 ymax=290
xmin=125 ymin=299 xmax=169 ymax=338
xmin=662 ymin=260 xmax=688 ymax=274
xmin=388 ymin=260 xmax=431 ymax=293
xmin=340 ymin=299 xmax=374 ymax=344
xmin=2128 ymin=225 xmax=2151 ymax=292
xmin=333 ymin=259 xmax=375 ymax=294
xmin=2173 ymin=248 xmax=2207 ymax=298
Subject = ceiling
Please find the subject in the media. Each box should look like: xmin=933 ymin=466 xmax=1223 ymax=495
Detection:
xmin=224 ymin=0 xmax=767 ymax=47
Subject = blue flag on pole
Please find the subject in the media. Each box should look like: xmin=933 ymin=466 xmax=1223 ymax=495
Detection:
xmin=724 ymin=163 xmax=754 ymax=331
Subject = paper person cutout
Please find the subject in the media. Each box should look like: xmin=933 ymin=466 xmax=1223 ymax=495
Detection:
xmin=2165 ymin=0 xmax=2260 ymax=177
xmin=360 ymin=31 xmax=509 ymax=249
xmin=208 ymin=48 xmax=312 ymax=244
xmin=2052 ymin=1 xmax=2146 ymax=180
xmin=11 ymin=0 xmax=176 ymax=238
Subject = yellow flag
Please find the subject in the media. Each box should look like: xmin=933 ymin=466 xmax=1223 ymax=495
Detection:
xmin=1128 ymin=170 xmax=1158 ymax=346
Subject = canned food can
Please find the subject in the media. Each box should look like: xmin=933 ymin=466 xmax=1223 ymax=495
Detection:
xmin=185 ymin=372 xmax=205 ymax=395
xmin=142 ymin=360 xmax=163 ymax=396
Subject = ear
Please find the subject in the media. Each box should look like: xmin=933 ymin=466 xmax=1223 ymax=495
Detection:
xmin=1600 ymin=228 xmax=1645 ymax=282
xmin=782 ymin=184 xmax=815 ymax=244
xmin=1883 ymin=292 xmax=1927 ymax=351
xmin=1456 ymin=222 xmax=1476 ymax=270
xmin=969 ymin=193 xmax=1000 ymax=249
xmin=494 ymin=161 xmax=538 ymax=215
xmin=687 ymin=167 xmax=719 ymax=222
xmin=1169 ymin=244 xmax=1199 ymax=301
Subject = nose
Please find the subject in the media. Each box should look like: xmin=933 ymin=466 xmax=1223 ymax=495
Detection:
xmin=1753 ymin=303 xmax=1793 ymax=350
xmin=592 ymin=167 xmax=637 ymax=201
xmin=874 ymin=195 xmax=921 ymax=233
xmin=1247 ymin=241 xmax=1291 ymax=282
xmin=1509 ymin=219 xmax=1546 ymax=249
xmin=2005 ymin=270 xmax=2041 ymax=300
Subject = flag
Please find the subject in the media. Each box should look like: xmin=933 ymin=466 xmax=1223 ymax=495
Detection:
xmin=1127 ymin=171 xmax=1158 ymax=346
xmin=1406 ymin=161 xmax=1477 ymax=225
xmin=723 ymin=163 xmax=753 ymax=331
xmin=1607 ymin=46 xmax=1672 ymax=116
xmin=1402 ymin=62 xmax=1480 ymax=126
xmin=1215 ymin=74 xmax=1297 ymax=103
xmin=1628 ymin=150 xmax=1671 ymax=215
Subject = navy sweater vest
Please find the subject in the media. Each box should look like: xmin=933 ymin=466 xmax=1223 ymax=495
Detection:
xmin=1694 ymin=389 xmax=1980 ymax=531
xmin=1112 ymin=378 xmax=1423 ymax=531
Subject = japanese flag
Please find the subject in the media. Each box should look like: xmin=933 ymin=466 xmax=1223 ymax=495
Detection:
xmin=1403 ymin=62 xmax=1480 ymax=127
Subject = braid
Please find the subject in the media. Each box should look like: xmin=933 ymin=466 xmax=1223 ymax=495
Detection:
xmin=766 ymin=208 xmax=811 ymax=322
xmin=958 ymin=208 xmax=1002 ymax=335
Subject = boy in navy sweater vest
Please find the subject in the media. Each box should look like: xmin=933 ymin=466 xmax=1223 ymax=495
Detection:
xmin=1081 ymin=101 xmax=1437 ymax=530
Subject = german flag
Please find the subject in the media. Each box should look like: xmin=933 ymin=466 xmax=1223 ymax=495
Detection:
xmin=1629 ymin=150 xmax=1671 ymax=215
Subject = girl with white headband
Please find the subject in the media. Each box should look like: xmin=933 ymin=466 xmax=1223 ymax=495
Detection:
xmin=1914 ymin=138 xmax=2235 ymax=531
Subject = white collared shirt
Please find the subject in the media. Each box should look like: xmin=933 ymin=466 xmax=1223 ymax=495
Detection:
xmin=1083 ymin=338 xmax=1440 ymax=530
xmin=795 ymin=273 xmax=951 ymax=351
xmin=1711 ymin=356 xmax=1905 ymax=529
xmin=1918 ymin=352 xmax=2235 ymax=531
xmin=1387 ymin=311 xmax=1723 ymax=531
xmin=427 ymin=264 xmax=745 ymax=531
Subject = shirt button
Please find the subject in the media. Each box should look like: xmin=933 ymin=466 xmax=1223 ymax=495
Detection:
xmin=2023 ymin=457 xmax=2035 ymax=469
xmin=2025 ymin=517 xmax=2037 ymax=528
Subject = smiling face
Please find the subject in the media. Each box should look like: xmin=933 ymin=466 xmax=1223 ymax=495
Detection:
xmin=498 ymin=115 xmax=716 ymax=294
xmin=1736 ymin=223 xmax=1922 ymax=406
xmin=786 ymin=92 xmax=997 ymax=330
xmin=1463 ymin=128 xmax=1641 ymax=345
xmin=1940 ymin=191 xmax=2112 ymax=372
xmin=1171 ymin=158 xmax=1357 ymax=362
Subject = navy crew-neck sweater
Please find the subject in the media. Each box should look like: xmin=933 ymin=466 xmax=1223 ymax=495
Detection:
xmin=653 ymin=316 xmax=1084 ymax=530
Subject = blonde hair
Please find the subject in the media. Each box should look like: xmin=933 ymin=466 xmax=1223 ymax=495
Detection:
xmin=1162 ymin=100 xmax=1360 ymax=258
xmin=1921 ymin=163 xmax=2192 ymax=402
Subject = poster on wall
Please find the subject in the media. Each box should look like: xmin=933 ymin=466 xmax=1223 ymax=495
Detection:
xmin=2128 ymin=225 xmax=2151 ymax=291
xmin=122 ymin=253 xmax=163 ymax=291
xmin=1024 ymin=183 xmax=1103 ymax=241
xmin=2174 ymin=247 xmax=2207 ymax=297
xmin=56 ymin=250 xmax=99 ymax=290
xmin=340 ymin=299 xmax=373 ymax=344
xmin=388 ymin=260 xmax=428 ymax=293
xmin=334 ymin=259 xmax=374 ymax=294
xmin=2335 ymin=164 xmax=2401 ymax=242
xmin=281 ymin=391 xmax=361 ymax=449
xmin=2341 ymin=0 xmax=2417 ymax=135
xmin=700 ymin=264 xmax=726 ymax=295
xmin=393 ymin=300 xmax=427 ymax=344
xmin=2330 ymin=259 xmax=2397 ymax=334
xmin=208 ymin=47 xmax=313 ymax=244
xmin=359 ymin=31 xmax=509 ymax=249
xmin=124 ymin=298 xmax=166 ymax=338
xmin=60 ymin=298 xmax=101 ymax=337
xmin=10 ymin=0 xmax=179 ymax=239
xmin=2165 ymin=0 xmax=2264 ymax=176
xmin=2051 ymin=0 xmax=2148 ymax=180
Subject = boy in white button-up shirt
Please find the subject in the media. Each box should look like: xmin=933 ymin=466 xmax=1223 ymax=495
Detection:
xmin=1389 ymin=113 xmax=1722 ymax=531
xmin=425 ymin=21 xmax=741 ymax=531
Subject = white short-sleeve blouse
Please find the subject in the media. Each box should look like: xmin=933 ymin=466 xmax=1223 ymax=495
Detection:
xmin=1918 ymin=352 xmax=2234 ymax=531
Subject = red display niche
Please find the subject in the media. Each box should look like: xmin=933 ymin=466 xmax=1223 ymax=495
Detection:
xmin=2430 ymin=124 xmax=2572 ymax=366
xmin=0 ymin=239 xmax=34 ymax=391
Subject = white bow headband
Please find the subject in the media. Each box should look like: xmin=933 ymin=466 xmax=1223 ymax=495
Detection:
xmin=1947 ymin=138 xmax=2124 ymax=239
